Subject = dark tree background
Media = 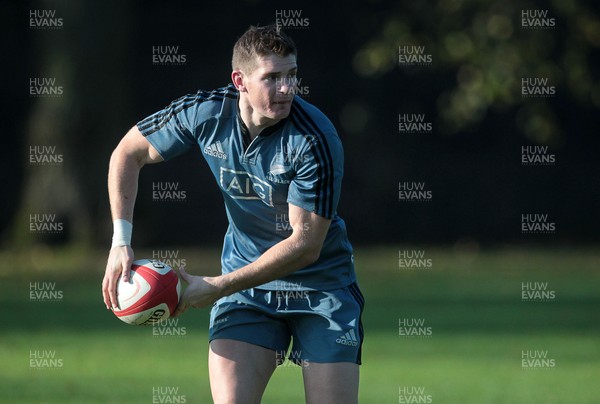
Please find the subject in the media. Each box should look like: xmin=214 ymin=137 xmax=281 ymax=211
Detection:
xmin=3 ymin=0 xmax=599 ymax=251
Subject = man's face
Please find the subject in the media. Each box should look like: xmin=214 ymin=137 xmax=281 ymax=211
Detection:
xmin=239 ymin=53 xmax=298 ymax=121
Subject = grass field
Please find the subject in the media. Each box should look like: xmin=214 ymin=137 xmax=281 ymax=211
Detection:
xmin=1 ymin=246 xmax=599 ymax=403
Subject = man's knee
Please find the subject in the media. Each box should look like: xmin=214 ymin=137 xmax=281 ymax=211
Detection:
xmin=302 ymin=362 xmax=360 ymax=404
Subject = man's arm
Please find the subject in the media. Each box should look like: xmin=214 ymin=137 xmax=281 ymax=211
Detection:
xmin=102 ymin=126 xmax=163 ymax=309
xmin=173 ymin=203 xmax=330 ymax=316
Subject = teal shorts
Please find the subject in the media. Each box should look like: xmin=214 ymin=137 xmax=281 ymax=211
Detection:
xmin=209 ymin=282 xmax=364 ymax=365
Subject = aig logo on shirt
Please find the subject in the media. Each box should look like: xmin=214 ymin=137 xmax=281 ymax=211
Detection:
xmin=220 ymin=168 xmax=273 ymax=206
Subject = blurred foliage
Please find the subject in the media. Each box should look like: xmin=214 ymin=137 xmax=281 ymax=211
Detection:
xmin=4 ymin=0 xmax=599 ymax=249
xmin=352 ymin=0 xmax=600 ymax=143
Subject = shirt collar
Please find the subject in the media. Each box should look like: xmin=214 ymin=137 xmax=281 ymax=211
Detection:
xmin=235 ymin=94 xmax=288 ymax=141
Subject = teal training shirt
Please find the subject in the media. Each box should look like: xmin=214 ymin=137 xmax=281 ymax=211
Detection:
xmin=137 ymin=84 xmax=355 ymax=291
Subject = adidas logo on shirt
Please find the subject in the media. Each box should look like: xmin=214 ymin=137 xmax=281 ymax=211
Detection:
xmin=336 ymin=329 xmax=359 ymax=346
xmin=204 ymin=141 xmax=227 ymax=159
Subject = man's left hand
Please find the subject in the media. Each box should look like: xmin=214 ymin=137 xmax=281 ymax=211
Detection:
xmin=172 ymin=267 xmax=222 ymax=317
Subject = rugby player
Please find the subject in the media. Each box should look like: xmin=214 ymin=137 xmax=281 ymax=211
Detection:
xmin=102 ymin=25 xmax=363 ymax=403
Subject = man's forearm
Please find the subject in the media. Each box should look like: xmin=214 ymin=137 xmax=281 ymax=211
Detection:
xmin=216 ymin=236 xmax=318 ymax=297
xmin=108 ymin=149 xmax=142 ymax=222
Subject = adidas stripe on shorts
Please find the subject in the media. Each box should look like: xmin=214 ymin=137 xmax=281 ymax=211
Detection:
xmin=209 ymin=282 xmax=365 ymax=365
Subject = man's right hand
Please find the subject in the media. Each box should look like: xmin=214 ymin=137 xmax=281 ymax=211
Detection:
xmin=102 ymin=245 xmax=134 ymax=310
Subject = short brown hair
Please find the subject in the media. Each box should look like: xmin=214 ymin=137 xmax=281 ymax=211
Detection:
xmin=232 ymin=25 xmax=297 ymax=72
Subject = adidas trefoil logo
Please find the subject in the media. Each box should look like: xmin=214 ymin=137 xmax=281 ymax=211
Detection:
xmin=336 ymin=329 xmax=359 ymax=346
xmin=204 ymin=141 xmax=227 ymax=159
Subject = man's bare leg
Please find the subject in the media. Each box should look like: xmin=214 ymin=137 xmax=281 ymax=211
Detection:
xmin=302 ymin=362 xmax=359 ymax=404
xmin=209 ymin=339 xmax=278 ymax=404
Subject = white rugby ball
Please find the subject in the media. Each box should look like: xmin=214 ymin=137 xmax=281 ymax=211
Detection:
xmin=112 ymin=259 xmax=181 ymax=325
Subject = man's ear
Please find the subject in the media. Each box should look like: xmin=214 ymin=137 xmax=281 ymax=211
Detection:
xmin=231 ymin=70 xmax=246 ymax=92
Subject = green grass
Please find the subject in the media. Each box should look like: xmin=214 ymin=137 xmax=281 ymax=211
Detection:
xmin=1 ymin=246 xmax=599 ymax=403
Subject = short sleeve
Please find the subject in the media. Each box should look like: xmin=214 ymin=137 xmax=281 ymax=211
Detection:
xmin=287 ymin=132 xmax=343 ymax=219
xmin=136 ymin=94 xmax=200 ymax=161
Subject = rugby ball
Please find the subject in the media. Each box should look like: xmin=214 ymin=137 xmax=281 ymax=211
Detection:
xmin=113 ymin=259 xmax=181 ymax=325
